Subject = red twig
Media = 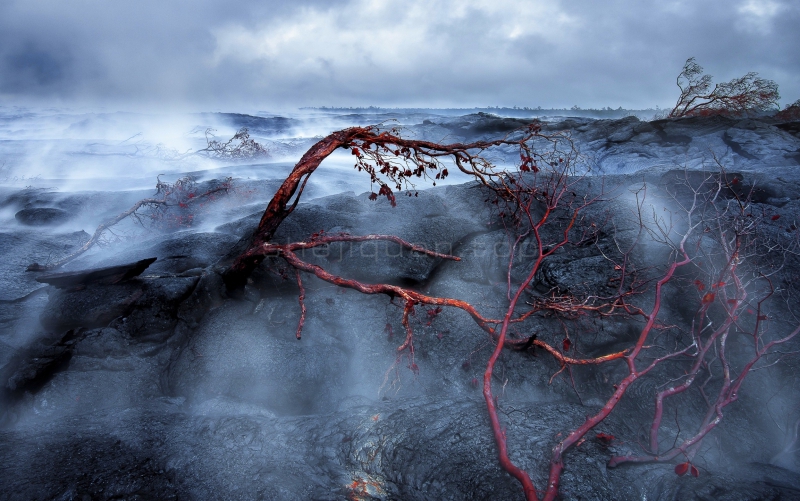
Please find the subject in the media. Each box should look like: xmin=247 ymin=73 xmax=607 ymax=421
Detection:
xmin=295 ymin=269 xmax=306 ymax=340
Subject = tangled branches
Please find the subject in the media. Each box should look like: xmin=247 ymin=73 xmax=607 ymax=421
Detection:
xmin=669 ymin=57 xmax=780 ymax=118
xmin=196 ymin=127 xmax=269 ymax=160
xmin=604 ymin=167 xmax=800 ymax=471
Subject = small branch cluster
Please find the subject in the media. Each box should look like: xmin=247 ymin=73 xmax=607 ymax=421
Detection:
xmin=196 ymin=127 xmax=269 ymax=160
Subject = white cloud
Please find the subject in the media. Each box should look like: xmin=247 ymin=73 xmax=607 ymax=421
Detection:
xmin=210 ymin=0 xmax=579 ymax=91
xmin=736 ymin=0 xmax=785 ymax=33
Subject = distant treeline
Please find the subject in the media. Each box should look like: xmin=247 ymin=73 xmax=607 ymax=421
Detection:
xmin=300 ymin=105 xmax=662 ymax=119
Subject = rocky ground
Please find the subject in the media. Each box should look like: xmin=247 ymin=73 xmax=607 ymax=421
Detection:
xmin=1 ymin=113 xmax=800 ymax=500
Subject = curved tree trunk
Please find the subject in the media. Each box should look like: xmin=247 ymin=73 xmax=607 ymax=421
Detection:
xmin=222 ymin=128 xmax=361 ymax=290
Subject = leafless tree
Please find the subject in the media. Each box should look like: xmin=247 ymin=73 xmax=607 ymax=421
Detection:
xmin=668 ymin=57 xmax=780 ymax=118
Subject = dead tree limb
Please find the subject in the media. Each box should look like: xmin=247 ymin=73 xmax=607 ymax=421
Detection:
xmin=222 ymin=122 xmax=564 ymax=290
xmin=27 ymin=176 xmax=232 ymax=272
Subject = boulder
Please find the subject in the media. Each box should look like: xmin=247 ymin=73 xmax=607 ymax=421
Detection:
xmin=15 ymin=207 xmax=72 ymax=226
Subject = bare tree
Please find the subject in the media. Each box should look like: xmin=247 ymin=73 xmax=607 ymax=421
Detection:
xmin=668 ymin=57 xmax=780 ymax=118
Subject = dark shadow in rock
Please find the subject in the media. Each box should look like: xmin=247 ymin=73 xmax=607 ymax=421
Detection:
xmin=85 ymin=232 xmax=239 ymax=276
xmin=723 ymin=130 xmax=759 ymax=159
xmin=0 ymin=426 xmax=181 ymax=501
xmin=110 ymin=275 xmax=200 ymax=340
xmin=15 ymin=207 xmax=72 ymax=226
xmin=40 ymin=282 xmax=145 ymax=332
xmin=2 ymin=329 xmax=80 ymax=397
xmin=775 ymin=120 xmax=800 ymax=139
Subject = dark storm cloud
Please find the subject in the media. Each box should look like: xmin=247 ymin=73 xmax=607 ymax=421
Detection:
xmin=0 ymin=0 xmax=797 ymax=109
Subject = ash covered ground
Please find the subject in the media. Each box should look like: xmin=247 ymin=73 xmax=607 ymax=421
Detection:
xmin=1 ymin=109 xmax=800 ymax=500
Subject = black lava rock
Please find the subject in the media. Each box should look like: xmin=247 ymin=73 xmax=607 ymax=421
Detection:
xmin=15 ymin=207 xmax=72 ymax=226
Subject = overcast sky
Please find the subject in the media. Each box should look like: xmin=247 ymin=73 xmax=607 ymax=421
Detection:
xmin=0 ymin=0 xmax=797 ymax=111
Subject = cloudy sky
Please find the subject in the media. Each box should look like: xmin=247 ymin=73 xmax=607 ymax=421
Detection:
xmin=0 ymin=0 xmax=797 ymax=111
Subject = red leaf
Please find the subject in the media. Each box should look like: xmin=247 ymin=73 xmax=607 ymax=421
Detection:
xmin=701 ymin=292 xmax=715 ymax=304
xmin=690 ymin=465 xmax=700 ymax=477
xmin=675 ymin=462 xmax=690 ymax=476
xmin=731 ymin=177 xmax=739 ymax=184
xmin=758 ymin=315 xmax=768 ymax=321
xmin=694 ymin=280 xmax=705 ymax=291
xmin=596 ymin=432 xmax=615 ymax=443
xmin=562 ymin=338 xmax=571 ymax=352
xmin=727 ymin=299 xmax=737 ymax=304
xmin=771 ymin=215 xmax=780 ymax=221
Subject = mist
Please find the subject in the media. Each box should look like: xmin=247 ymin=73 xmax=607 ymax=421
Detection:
xmin=2 ymin=1 xmax=800 ymax=499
